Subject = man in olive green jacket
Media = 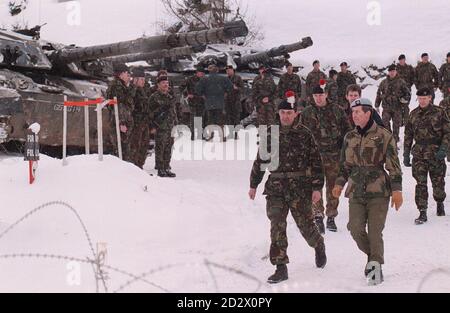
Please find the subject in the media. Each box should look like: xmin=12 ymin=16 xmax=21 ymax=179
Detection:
xmin=333 ymin=98 xmax=403 ymax=285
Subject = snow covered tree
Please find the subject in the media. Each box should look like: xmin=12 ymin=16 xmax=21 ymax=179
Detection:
xmin=160 ymin=0 xmax=264 ymax=45
xmin=8 ymin=0 xmax=28 ymax=16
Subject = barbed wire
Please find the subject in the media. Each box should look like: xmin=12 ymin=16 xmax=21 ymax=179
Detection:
xmin=0 ymin=201 xmax=264 ymax=293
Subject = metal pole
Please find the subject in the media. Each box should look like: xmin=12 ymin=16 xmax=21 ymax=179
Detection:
xmin=84 ymin=98 xmax=90 ymax=155
xmin=114 ymin=97 xmax=123 ymax=160
xmin=62 ymin=95 xmax=68 ymax=166
xmin=97 ymin=103 xmax=104 ymax=161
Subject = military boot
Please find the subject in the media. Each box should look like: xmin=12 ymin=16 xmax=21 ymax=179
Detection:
xmin=315 ymin=216 xmax=325 ymax=234
xmin=326 ymin=217 xmax=337 ymax=232
xmin=157 ymin=170 xmax=168 ymax=178
xmin=165 ymin=170 xmax=177 ymax=178
xmin=415 ymin=210 xmax=428 ymax=225
xmin=437 ymin=202 xmax=446 ymax=217
xmin=315 ymin=241 xmax=327 ymax=268
xmin=267 ymin=264 xmax=288 ymax=284
xmin=366 ymin=262 xmax=384 ymax=285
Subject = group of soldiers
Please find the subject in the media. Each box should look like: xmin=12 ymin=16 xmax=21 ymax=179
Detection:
xmin=106 ymin=64 xmax=177 ymax=178
xmin=248 ymin=51 xmax=450 ymax=285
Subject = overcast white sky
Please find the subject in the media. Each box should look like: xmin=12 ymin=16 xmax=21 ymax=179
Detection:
xmin=1 ymin=0 xmax=449 ymax=66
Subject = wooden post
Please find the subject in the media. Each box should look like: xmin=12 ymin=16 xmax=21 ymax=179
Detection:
xmin=84 ymin=98 xmax=90 ymax=155
xmin=62 ymin=95 xmax=68 ymax=166
xmin=113 ymin=97 xmax=123 ymax=160
xmin=97 ymin=103 xmax=104 ymax=161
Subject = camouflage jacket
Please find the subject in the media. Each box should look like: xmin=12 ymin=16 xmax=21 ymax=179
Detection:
xmin=300 ymin=102 xmax=352 ymax=156
xmin=250 ymin=119 xmax=324 ymax=196
xmin=337 ymin=71 xmax=356 ymax=99
xmin=404 ymin=104 xmax=450 ymax=159
xmin=336 ymin=121 xmax=402 ymax=199
xmin=252 ymin=74 xmax=277 ymax=109
xmin=106 ymin=78 xmax=134 ymax=128
xmin=375 ymin=76 xmax=411 ymax=109
xmin=148 ymin=90 xmax=177 ymax=131
xmin=439 ymin=62 xmax=450 ymax=90
xmin=278 ymin=73 xmax=302 ymax=99
xmin=439 ymin=96 xmax=450 ymax=117
xmin=325 ymin=79 xmax=339 ymax=104
xmin=225 ymin=74 xmax=244 ymax=104
xmin=306 ymin=70 xmax=327 ymax=98
xmin=132 ymin=86 xmax=151 ymax=123
xmin=396 ymin=63 xmax=415 ymax=89
xmin=415 ymin=61 xmax=439 ymax=89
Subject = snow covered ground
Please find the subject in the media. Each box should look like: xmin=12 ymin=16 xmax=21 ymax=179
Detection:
xmin=1 ymin=0 xmax=450 ymax=293
xmin=1 ymin=93 xmax=450 ymax=292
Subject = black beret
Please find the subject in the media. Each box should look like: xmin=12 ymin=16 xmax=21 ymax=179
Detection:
xmin=131 ymin=67 xmax=145 ymax=77
xmin=447 ymin=52 xmax=450 ymax=58
xmin=113 ymin=63 xmax=129 ymax=74
xmin=340 ymin=62 xmax=348 ymax=67
xmin=388 ymin=64 xmax=397 ymax=71
xmin=416 ymin=87 xmax=432 ymax=96
xmin=398 ymin=54 xmax=406 ymax=60
xmin=329 ymin=69 xmax=338 ymax=77
xmin=421 ymin=53 xmax=429 ymax=58
xmin=313 ymin=60 xmax=320 ymax=66
xmin=312 ymin=86 xmax=325 ymax=94
xmin=278 ymin=99 xmax=296 ymax=111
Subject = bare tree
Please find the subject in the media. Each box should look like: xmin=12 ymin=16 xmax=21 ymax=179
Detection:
xmin=160 ymin=0 xmax=264 ymax=46
xmin=8 ymin=0 xmax=28 ymax=16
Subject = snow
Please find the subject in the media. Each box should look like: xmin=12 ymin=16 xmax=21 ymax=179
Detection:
xmin=1 ymin=113 xmax=450 ymax=293
xmin=1 ymin=0 xmax=450 ymax=293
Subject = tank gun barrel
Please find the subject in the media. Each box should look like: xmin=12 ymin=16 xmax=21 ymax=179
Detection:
xmin=103 ymin=45 xmax=205 ymax=64
xmin=237 ymin=37 xmax=313 ymax=65
xmin=50 ymin=20 xmax=248 ymax=64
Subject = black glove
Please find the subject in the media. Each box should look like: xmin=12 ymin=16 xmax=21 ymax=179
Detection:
xmin=435 ymin=146 xmax=447 ymax=161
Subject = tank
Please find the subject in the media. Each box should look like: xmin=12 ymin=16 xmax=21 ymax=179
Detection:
xmin=123 ymin=37 xmax=314 ymax=123
xmin=0 ymin=21 xmax=249 ymax=152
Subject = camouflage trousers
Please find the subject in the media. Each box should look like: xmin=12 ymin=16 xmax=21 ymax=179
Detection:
xmin=266 ymin=193 xmax=324 ymax=265
xmin=110 ymin=127 xmax=133 ymax=164
xmin=225 ymin=100 xmax=242 ymax=126
xmin=382 ymin=107 xmax=402 ymax=142
xmin=155 ymin=129 xmax=174 ymax=170
xmin=400 ymin=103 xmax=410 ymax=127
xmin=257 ymin=105 xmax=276 ymax=127
xmin=348 ymin=197 xmax=389 ymax=264
xmin=412 ymin=158 xmax=447 ymax=211
xmin=313 ymin=153 xmax=340 ymax=218
xmin=130 ymin=120 xmax=150 ymax=169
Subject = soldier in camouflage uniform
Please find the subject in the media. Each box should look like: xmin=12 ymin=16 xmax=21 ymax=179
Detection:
xmin=325 ymin=69 xmax=339 ymax=105
xmin=252 ymin=65 xmax=277 ymax=127
xmin=337 ymin=62 xmax=357 ymax=105
xmin=224 ymin=65 xmax=244 ymax=139
xmin=341 ymin=84 xmax=362 ymax=128
xmin=277 ymin=63 xmax=302 ymax=107
xmin=396 ymin=55 xmax=415 ymax=126
xmin=333 ymin=98 xmax=403 ymax=285
xmin=300 ymin=86 xmax=352 ymax=234
xmin=404 ymin=88 xmax=450 ymax=224
xmin=129 ymin=68 xmax=152 ymax=169
xmin=249 ymin=99 xmax=327 ymax=284
xmin=415 ymin=53 xmax=439 ymax=102
xmin=305 ymin=60 xmax=327 ymax=103
xmin=106 ymin=63 xmax=135 ymax=163
xmin=439 ymin=52 xmax=450 ymax=99
xmin=184 ymin=68 xmax=205 ymax=140
xmin=375 ymin=64 xmax=411 ymax=144
xmin=148 ymin=76 xmax=178 ymax=178
xmin=439 ymin=86 xmax=450 ymax=116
